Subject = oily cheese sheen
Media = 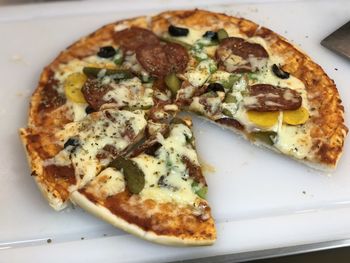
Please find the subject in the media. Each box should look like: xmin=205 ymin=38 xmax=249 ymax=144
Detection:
xmin=20 ymin=9 xmax=347 ymax=246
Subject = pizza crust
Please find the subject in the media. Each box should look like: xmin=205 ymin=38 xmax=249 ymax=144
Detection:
xmin=70 ymin=191 xmax=215 ymax=246
xmin=20 ymin=128 xmax=67 ymax=210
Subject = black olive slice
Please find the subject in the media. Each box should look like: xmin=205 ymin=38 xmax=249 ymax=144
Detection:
xmin=272 ymin=64 xmax=290 ymax=79
xmin=202 ymin=31 xmax=218 ymax=41
xmin=207 ymin=82 xmax=225 ymax=92
xmin=168 ymin=25 xmax=189 ymax=37
xmin=64 ymin=138 xmax=80 ymax=149
xmin=85 ymin=106 xmax=95 ymax=114
xmin=97 ymin=46 xmax=116 ymax=58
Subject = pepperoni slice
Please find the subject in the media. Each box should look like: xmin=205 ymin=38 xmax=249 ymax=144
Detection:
xmin=165 ymin=42 xmax=189 ymax=73
xmin=136 ymin=42 xmax=189 ymax=77
xmin=113 ymin=27 xmax=160 ymax=52
xmin=182 ymin=156 xmax=206 ymax=186
xmin=81 ymin=79 xmax=113 ymax=110
xmin=217 ymin=37 xmax=268 ymax=60
xmin=216 ymin=37 xmax=268 ymax=72
xmin=215 ymin=118 xmax=244 ymax=130
xmin=136 ymin=44 xmax=169 ymax=77
xmin=245 ymin=84 xmax=302 ymax=111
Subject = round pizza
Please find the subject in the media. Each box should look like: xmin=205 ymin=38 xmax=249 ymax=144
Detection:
xmin=20 ymin=9 xmax=347 ymax=246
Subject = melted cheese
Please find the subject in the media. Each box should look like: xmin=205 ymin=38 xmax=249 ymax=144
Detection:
xmin=274 ymin=124 xmax=312 ymax=159
xmin=103 ymin=77 xmax=154 ymax=108
xmin=210 ymin=70 xmax=232 ymax=84
xmin=176 ymin=25 xmax=313 ymax=161
xmin=189 ymin=96 xmax=222 ymax=119
xmin=132 ymin=124 xmax=200 ymax=205
xmin=85 ymin=167 xmax=125 ymax=199
xmin=185 ymin=59 xmax=215 ymax=87
xmin=54 ymin=109 xmax=147 ymax=190
xmin=169 ymin=27 xmax=206 ymax=45
xmin=54 ymin=55 xmax=116 ymax=84
xmin=66 ymin=100 xmax=88 ymax=122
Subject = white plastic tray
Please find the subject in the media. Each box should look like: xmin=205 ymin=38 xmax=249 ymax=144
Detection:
xmin=1 ymin=0 xmax=350 ymax=262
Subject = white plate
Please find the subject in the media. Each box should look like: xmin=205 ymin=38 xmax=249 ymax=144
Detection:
xmin=1 ymin=0 xmax=350 ymax=262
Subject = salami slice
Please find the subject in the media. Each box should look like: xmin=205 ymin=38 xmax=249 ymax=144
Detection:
xmin=81 ymin=79 xmax=113 ymax=110
xmin=113 ymin=27 xmax=160 ymax=52
xmin=136 ymin=44 xmax=169 ymax=77
xmin=165 ymin=42 xmax=189 ymax=73
xmin=217 ymin=37 xmax=268 ymax=60
xmin=216 ymin=37 xmax=268 ymax=72
xmin=244 ymin=84 xmax=302 ymax=111
xmin=136 ymin=42 xmax=189 ymax=77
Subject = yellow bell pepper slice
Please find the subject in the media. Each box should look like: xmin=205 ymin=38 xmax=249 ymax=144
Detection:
xmin=64 ymin=72 xmax=87 ymax=103
xmin=283 ymin=106 xmax=309 ymax=125
xmin=247 ymin=111 xmax=279 ymax=128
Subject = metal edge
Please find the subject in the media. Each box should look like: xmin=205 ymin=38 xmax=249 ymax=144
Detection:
xmin=170 ymin=238 xmax=350 ymax=263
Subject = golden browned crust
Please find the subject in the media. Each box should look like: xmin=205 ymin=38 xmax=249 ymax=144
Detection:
xmin=71 ymin=191 xmax=215 ymax=246
xmin=78 ymin=189 xmax=216 ymax=244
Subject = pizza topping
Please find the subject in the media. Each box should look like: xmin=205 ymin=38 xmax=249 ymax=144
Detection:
xmin=85 ymin=105 xmax=95 ymax=114
xmin=55 ymin=109 xmax=147 ymax=188
xmin=168 ymin=25 xmax=189 ymax=37
xmin=191 ymin=181 xmax=208 ymax=199
xmin=207 ymin=82 xmax=225 ymax=93
xmin=216 ymin=37 xmax=268 ymax=72
xmin=218 ymin=37 xmax=269 ymax=60
xmin=249 ymin=131 xmax=277 ymax=145
xmin=131 ymin=123 xmax=202 ymax=205
xmin=81 ymin=78 xmax=113 ymax=110
xmin=215 ymin=117 xmax=244 ymax=130
xmin=217 ymin=29 xmax=229 ymax=42
xmin=159 ymin=36 xmax=192 ymax=49
xmin=64 ymin=72 xmax=87 ymax=103
xmin=136 ymin=42 xmax=189 ymax=78
xmin=283 ymin=106 xmax=309 ymax=125
xmin=83 ymin=167 xmax=126 ymax=199
xmin=113 ymin=27 xmax=160 ymax=52
xmin=274 ymin=124 xmax=312 ymax=159
xmin=166 ymin=42 xmax=190 ymax=72
xmin=82 ymin=67 xmax=133 ymax=80
xmin=244 ymin=84 xmax=302 ymax=111
xmin=113 ymin=48 xmax=124 ymax=65
xmin=63 ymin=138 xmax=80 ymax=149
xmin=97 ymin=46 xmax=117 ymax=58
xmin=136 ymin=44 xmax=169 ymax=77
xmin=182 ymin=156 xmax=206 ymax=186
xmin=246 ymin=111 xmax=280 ymax=128
xmin=185 ymin=59 xmax=217 ymax=87
xmin=81 ymin=77 xmax=154 ymax=111
xmin=190 ymin=95 xmax=222 ymax=117
xmin=272 ymin=64 xmax=290 ymax=79
xmin=110 ymin=156 xmax=145 ymax=194
xmin=224 ymin=93 xmax=237 ymax=103
xmin=165 ymin=72 xmax=181 ymax=96
xmin=203 ymin=31 xmax=218 ymax=41
xmin=103 ymin=77 xmax=154 ymax=109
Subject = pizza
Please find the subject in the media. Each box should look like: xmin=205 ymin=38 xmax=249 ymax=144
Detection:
xmin=19 ymin=9 xmax=347 ymax=245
